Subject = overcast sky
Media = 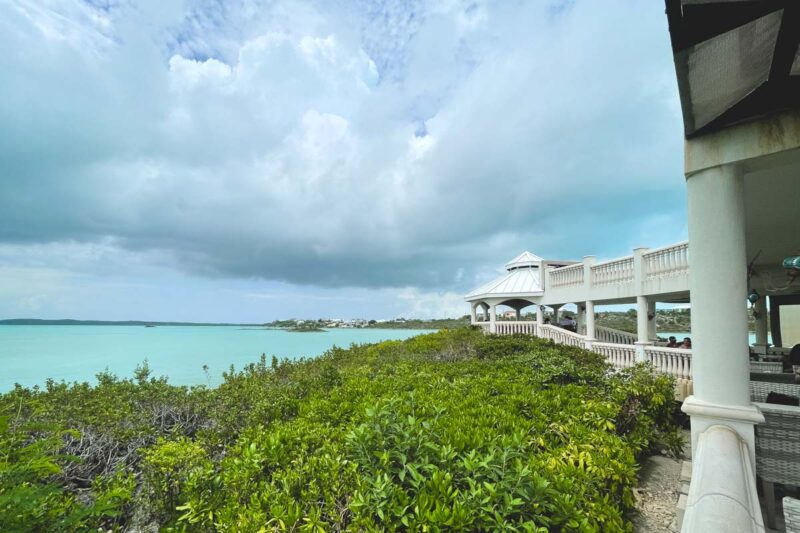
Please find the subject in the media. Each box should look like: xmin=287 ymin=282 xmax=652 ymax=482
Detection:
xmin=0 ymin=0 xmax=687 ymax=322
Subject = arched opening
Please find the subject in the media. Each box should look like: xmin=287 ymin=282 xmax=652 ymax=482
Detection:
xmin=471 ymin=302 xmax=491 ymax=322
xmin=497 ymin=298 xmax=539 ymax=321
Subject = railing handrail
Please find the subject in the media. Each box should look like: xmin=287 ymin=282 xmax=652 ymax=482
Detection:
xmin=596 ymin=325 xmax=637 ymax=335
xmin=538 ymin=324 xmax=585 ymax=339
xmin=590 ymin=254 xmax=635 ymax=270
xmin=594 ymin=325 xmax=638 ymax=345
xmin=641 ymin=240 xmax=689 ymax=258
xmin=644 ymin=345 xmax=692 ymax=355
xmin=591 ymin=341 xmax=636 ymax=349
xmin=551 ymin=263 xmax=584 ymax=272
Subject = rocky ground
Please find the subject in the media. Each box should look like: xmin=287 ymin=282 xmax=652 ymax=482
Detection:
xmin=631 ymin=430 xmax=690 ymax=533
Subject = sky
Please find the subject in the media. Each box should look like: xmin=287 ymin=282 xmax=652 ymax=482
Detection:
xmin=0 ymin=0 xmax=687 ymax=322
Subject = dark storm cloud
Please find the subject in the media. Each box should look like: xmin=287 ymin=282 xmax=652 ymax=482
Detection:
xmin=0 ymin=0 xmax=686 ymax=292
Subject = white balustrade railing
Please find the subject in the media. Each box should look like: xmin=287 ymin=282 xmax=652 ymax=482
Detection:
xmin=592 ymin=342 xmax=637 ymax=369
xmin=643 ymin=241 xmax=689 ymax=280
xmin=536 ymin=325 xmax=586 ymax=347
xmin=595 ymin=325 xmax=638 ymax=345
xmin=494 ymin=321 xmax=538 ymax=335
xmin=481 ymin=322 xmax=693 ymax=399
xmin=645 ymin=346 xmax=692 ymax=380
xmin=591 ymin=256 xmax=635 ymax=286
xmin=645 ymin=345 xmax=693 ymax=399
xmin=549 ymin=263 xmax=584 ymax=288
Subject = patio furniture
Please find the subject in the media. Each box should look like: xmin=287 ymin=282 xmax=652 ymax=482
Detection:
xmin=750 ymin=361 xmax=784 ymax=374
xmin=786 ymin=497 xmax=800 ymax=533
xmin=751 ymin=382 xmax=800 ymax=402
xmin=751 ymin=372 xmax=798 ymax=384
xmin=751 ymin=381 xmax=800 ymax=529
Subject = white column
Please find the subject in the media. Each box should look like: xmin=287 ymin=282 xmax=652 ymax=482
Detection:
xmin=635 ymin=296 xmax=651 ymax=362
xmin=583 ymin=255 xmax=596 ymax=292
xmin=754 ymin=297 xmax=769 ymax=350
xmin=551 ymin=305 xmax=561 ymax=325
xmin=585 ymin=300 xmax=596 ymax=341
xmin=536 ymin=304 xmax=544 ymax=324
xmin=515 ymin=309 xmax=521 ymax=321
xmin=489 ymin=304 xmax=497 ymax=334
xmin=575 ymin=302 xmax=586 ymax=333
xmin=682 ymin=163 xmax=763 ymax=473
xmin=470 ymin=304 xmax=478 ymax=324
xmin=633 ymin=246 xmax=649 ymax=291
xmin=647 ymin=301 xmax=657 ymax=341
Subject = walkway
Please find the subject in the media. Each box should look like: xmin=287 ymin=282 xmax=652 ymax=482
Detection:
xmin=475 ymin=321 xmax=693 ymax=400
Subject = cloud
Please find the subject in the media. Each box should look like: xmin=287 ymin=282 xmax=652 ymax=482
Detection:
xmin=0 ymin=0 xmax=687 ymax=306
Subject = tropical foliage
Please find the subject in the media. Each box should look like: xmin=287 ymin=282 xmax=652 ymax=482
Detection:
xmin=0 ymin=328 xmax=680 ymax=532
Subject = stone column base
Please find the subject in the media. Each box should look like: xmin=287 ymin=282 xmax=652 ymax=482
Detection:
xmin=682 ymin=395 xmax=764 ymax=476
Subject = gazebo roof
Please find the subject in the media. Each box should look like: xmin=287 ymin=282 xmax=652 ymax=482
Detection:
xmin=665 ymin=0 xmax=800 ymax=137
xmin=465 ymin=252 xmax=544 ymax=301
xmin=505 ymin=251 xmax=543 ymax=270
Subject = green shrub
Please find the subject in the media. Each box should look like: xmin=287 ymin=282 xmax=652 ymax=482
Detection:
xmin=0 ymin=328 xmax=680 ymax=532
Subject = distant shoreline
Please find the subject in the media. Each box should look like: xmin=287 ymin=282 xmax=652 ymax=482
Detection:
xmin=0 ymin=319 xmax=264 ymax=327
xmin=0 ymin=318 xmax=452 ymax=329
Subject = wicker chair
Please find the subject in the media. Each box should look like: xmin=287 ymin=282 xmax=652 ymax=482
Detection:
xmin=750 ymin=381 xmax=800 ymax=529
xmin=751 ymin=361 xmax=784 ymax=374
xmin=751 ymin=381 xmax=800 ymax=402
xmin=786 ymin=497 xmax=800 ymax=533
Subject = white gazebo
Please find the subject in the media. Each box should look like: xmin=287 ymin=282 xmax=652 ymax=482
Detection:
xmin=465 ymin=252 xmax=581 ymax=333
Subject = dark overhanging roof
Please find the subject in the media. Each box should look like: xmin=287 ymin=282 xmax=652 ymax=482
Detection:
xmin=665 ymin=0 xmax=800 ymax=137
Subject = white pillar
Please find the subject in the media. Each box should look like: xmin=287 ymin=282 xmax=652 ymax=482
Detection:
xmin=515 ymin=309 xmax=521 ymax=321
xmin=635 ymin=296 xmax=651 ymax=362
xmin=470 ymin=304 xmax=478 ymax=324
xmin=633 ymin=246 xmax=649 ymax=290
xmin=681 ymin=163 xmax=763 ymax=472
xmin=489 ymin=304 xmax=497 ymax=334
xmin=575 ymin=303 xmax=585 ymax=333
xmin=551 ymin=305 xmax=561 ymax=324
xmin=754 ymin=297 xmax=769 ymax=350
xmin=536 ymin=305 xmax=544 ymax=324
xmin=583 ymin=256 xmax=596 ymax=292
xmin=647 ymin=301 xmax=657 ymax=341
xmin=585 ymin=301 xmax=596 ymax=341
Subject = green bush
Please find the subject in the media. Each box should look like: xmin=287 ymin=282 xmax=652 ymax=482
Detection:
xmin=0 ymin=328 xmax=680 ymax=531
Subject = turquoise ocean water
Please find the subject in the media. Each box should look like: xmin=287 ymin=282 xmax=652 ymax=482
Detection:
xmin=0 ymin=326 xmax=434 ymax=392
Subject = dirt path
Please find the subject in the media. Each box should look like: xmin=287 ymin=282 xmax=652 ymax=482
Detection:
xmin=631 ymin=430 xmax=690 ymax=533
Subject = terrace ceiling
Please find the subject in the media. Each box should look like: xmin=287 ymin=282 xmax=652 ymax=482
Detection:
xmin=665 ymin=0 xmax=800 ymax=137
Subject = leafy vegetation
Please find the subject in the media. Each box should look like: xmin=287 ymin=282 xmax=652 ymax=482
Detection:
xmin=595 ymin=309 xmax=691 ymax=335
xmin=364 ymin=317 xmax=471 ymax=329
xmin=287 ymin=323 xmax=327 ymax=332
xmin=0 ymin=328 xmax=680 ymax=532
xmin=594 ymin=307 xmax=764 ymax=335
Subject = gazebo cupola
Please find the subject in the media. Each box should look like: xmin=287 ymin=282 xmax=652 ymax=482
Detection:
xmin=504 ymin=251 xmax=543 ymax=271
